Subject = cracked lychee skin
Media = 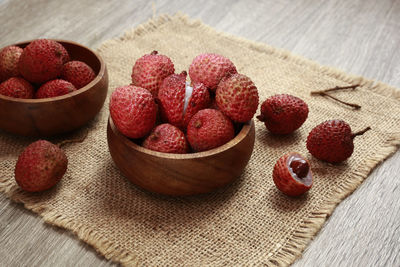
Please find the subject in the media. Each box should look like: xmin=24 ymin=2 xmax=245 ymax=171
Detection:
xmin=18 ymin=39 xmax=69 ymax=84
xmin=15 ymin=140 xmax=68 ymax=192
xmin=0 ymin=77 xmax=34 ymax=99
xmin=61 ymin=60 xmax=96 ymax=89
xmin=189 ymin=53 xmax=237 ymax=92
xmin=110 ymin=85 xmax=157 ymax=139
xmin=216 ymin=73 xmax=259 ymax=123
xmin=36 ymin=79 xmax=76 ymax=99
xmin=306 ymin=120 xmax=355 ymax=163
xmin=158 ymin=71 xmax=210 ymax=129
xmin=131 ymin=51 xmax=175 ymax=97
xmin=187 ymin=109 xmax=235 ymax=152
xmin=142 ymin=123 xmax=189 ymax=154
xmin=0 ymin=46 xmax=23 ymax=82
xmin=257 ymin=94 xmax=309 ymax=134
xmin=273 ymin=152 xmax=313 ymax=197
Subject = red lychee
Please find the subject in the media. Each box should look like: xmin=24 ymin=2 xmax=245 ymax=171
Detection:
xmin=0 ymin=77 xmax=34 ymax=99
xmin=142 ymin=123 xmax=189 ymax=154
xmin=15 ymin=140 xmax=68 ymax=192
xmin=61 ymin=60 xmax=96 ymax=89
xmin=216 ymin=73 xmax=259 ymax=123
xmin=189 ymin=53 xmax=237 ymax=92
xmin=186 ymin=109 xmax=235 ymax=152
xmin=0 ymin=45 xmax=23 ymax=82
xmin=110 ymin=85 xmax=157 ymax=139
xmin=35 ymin=79 xmax=76 ymax=99
xmin=131 ymin=51 xmax=174 ymax=97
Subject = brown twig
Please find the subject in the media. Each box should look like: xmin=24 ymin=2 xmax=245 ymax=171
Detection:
xmin=310 ymin=84 xmax=360 ymax=95
xmin=351 ymin=127 xmax=371 ymax=139
xmin=57 ymin=128 xmax=89 ymax=148
xmin=310 ymin=84 xmax=361 ymax=109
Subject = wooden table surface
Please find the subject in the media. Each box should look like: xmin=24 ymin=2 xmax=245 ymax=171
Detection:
xmin=1 ymin=0 xmax=399 ymax=266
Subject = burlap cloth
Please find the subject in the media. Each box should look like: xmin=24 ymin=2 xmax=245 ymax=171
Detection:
xmin=1 ymin=14 xmax=400 ymax=266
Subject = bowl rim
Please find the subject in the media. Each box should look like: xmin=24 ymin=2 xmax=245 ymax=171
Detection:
xmin=0 ymin=39 xmax=106 ymax=103
xmin=108 ymin=116 xmax=254 ymax=160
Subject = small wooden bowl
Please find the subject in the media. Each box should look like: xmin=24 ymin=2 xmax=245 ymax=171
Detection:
xmin=0 ymin=40 xmax=108 ymax=137
xmin=107 ymin=117 xmax=256 ymax=196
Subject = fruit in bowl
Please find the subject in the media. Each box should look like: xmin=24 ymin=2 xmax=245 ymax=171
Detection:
xmin=0 ymin=39 xmax=108 ymax=136
xmin=107 ymin=52 xmax=258 ymax=195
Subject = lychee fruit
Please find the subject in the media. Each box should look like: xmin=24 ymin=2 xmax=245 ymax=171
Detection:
xmin=142 ymin=123 xmax=189 ymax=154
xmin=306 ymin=120 xmax=371 ymax=163
xmin=189 ymin=53 xmax=237 ymax=92
xmin=158 ymin=71 xmax=210 ymax=129
xmin=187 ymin=109 xmax=235 ymax=152
xmin=61 ymin=60 xmax=96 ymax=89
xmin=15 ymin=140 xmax=68 ymax=192
xmin=18 ymin=39 xmax=69 ymax=84
xmin=0 ymin=45 xmax=23 ymax=82
xmin=215 ymin=73 xmax=259 ymax=123
xmin=257 ymin=94 xmax=309 ymax=134
xmin=110 ymin=85 xmax=157 ymax=139
xmin=273 ymin=152 xmax=313 ymax=197
xmin=131 ymin=51 xmax=174 ymax=97
xmin=35 ymin=79 xmax=76 ymax=99
xmin=0 ymin=77 xmax=34 ymax=99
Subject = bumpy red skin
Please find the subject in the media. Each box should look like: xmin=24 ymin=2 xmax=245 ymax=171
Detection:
xmin=15 ymin=140 xmax=68 ymax=192
xmin=0 ymin=77 xmax=34 ymax=99
xmin=61 ymin=61 xmax=96 ymax=89
xmin=110 ymin=85 xmax=157 ymax=139
xmin=189 ymin=53 xmax=237 ymax=92
xmin=18 ymin=39 xmax=69 ymax=84
xmin=158 ymin=72 xmax=210 ymax=129
xmin=307 ymin=120 xmax=355 ymax=163
xmin=0 ymin=46 xmax=23 ymax=82
xmin=36 ymin=79 xmax=76 ymax=99
xmin=216 ymin=73 xmax=259 ymax=123
xmin=142 ymin=123 xmax=189 ymax=153
xmin=273 ymin=152 xmax=312 ymax=197
xmin=187 ymin=109 xmax=235 ymax=152
xmin=258 ymin=94 xmax=309 ymax=134
xmin=131 ymin=51 xmax=174 ymax=97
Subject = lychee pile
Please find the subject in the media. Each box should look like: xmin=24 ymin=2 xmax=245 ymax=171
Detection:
xmin=110 ymin=52 xmax=259 ymax=154
xmin=0 ymin=39 xmax=96 ymax=99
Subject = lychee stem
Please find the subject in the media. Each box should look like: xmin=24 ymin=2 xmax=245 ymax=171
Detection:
xmin=57 ymin=129 xmax=89 ymax=148
xmin=351 ymin=127 xmax=371 ymax=139
xmin=310 ymin=84 xmax=361 ymax=109
xmin=256 ymin=114 xmax=265 ymax=122
xmin=150 ymin=51 xmax=158 ymax=55
xmin=311 ymin=84 xmax=359 ymax=95
xmin=322 ymin=93 xmax=361 ymax=109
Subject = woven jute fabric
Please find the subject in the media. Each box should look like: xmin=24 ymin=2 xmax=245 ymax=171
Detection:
xmin=1 ymin=14 xmax=400 ymax=266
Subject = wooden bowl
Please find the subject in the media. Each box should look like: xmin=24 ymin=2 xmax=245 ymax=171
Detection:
xmin=0 ymin=40 xmax=108 ymax=137
xmin=107 ymin=117 xmax=256 ymax=196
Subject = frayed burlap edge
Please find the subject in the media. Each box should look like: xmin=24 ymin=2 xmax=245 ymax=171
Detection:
xmin=1 ymin=13 xmax=399 ymax=267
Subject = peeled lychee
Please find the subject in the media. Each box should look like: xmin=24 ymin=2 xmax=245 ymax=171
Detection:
xmin=110 ymin=85 xmax=157 ymax=139
xmin=257 ymin=94 xmax=309 ymax=134
xmin=306 ymin=120 xmax=371 ymax=163
xmin=189 ymin=53 xmax=237 ymax=92
xmin=0 ymin=77 xmax=34 ymax=99
xmin=61 ymin=60 xmax=96 ymax=89
xmin=216 ymin=73 xmax=259 ymax=123
xmin=158 ymin=71 xmax=210 ymax=129
xmin=0 ymin=45 xmax=23 ymax=82
xmin=187 ymin=109 xmax=235 ymax=152
xmin=18 ymin=39 xmax=69 ymax=84
xmin=273 ymin=152 xmax=313 ymax=197
xmin=36 ymin=79 xmax=76 ymax=99
xmin=131 ymin=51 xmax=174 ymax=97
xmin=142 ymin=123 xmax=189 ymax=154
xmin=15 ymin=140 xmax=68 ymax=192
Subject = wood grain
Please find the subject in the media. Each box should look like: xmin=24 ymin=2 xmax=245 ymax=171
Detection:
xmin=107 ymin=117 xmax=255 ymax=196
xmin=0 ymin=0 xmax=399 ymax=266
xmin=0 ymin=40 xmax=108 ymax=136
